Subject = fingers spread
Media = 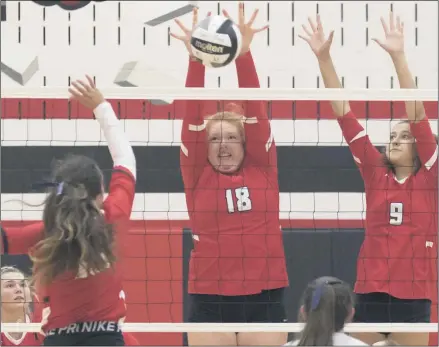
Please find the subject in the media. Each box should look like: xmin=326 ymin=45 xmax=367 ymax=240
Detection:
xmin=253 ymin=24 xmax=269 ymax=34
xmin=192 ymin=7 xmax=198 ymax=29
xmin=298 ymin=34 xmax=310 ymax=43
xmin=175 ymin=19 xmax=189 ymax=35
xmin=238 ymin=2 xmax=245 ymax=27
xmin=302 ymin=24 xmax=313 ymax=37
xmin=85 ymin=75 xmax=95 ymax=89
xmin=380 ymin=17 xmax=389 ymax=35
xmin=247 ymin=9 xmax=259 ymax=27
xmin=77 ymin=80 xmax=92 ymax=93
xmin=68 ymin=87 xmax=82 ymax=99
xmin=222 ymin=9 xmax=232 ymax=21
xmin=170 ymin=32 xmax=186 ymax=41
xmin=389 ymin=11 xmax=395 ymax=31
xmin=308 ymin=17 xmax=317 ymax=33
xmin=70 ymin=81 xmax=87 ymax=96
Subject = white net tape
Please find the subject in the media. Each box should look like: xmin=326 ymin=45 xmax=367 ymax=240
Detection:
xmin=1 ymin=87 xmax=438 ymax=101
xmin=1 ymin=322 xmax=437 ymax=333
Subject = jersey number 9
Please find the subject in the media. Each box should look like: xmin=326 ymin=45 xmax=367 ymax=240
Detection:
xmin=389 ymin=202 xmax=403 ymax=226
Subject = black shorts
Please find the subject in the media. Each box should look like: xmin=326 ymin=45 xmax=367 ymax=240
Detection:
xmin=188 ymin=288 xmax=287 ymax=323
xmin=353 ymin=292 xmax=431 ymax=334
xmin=43 ymin=321 xmax=124 ymax=346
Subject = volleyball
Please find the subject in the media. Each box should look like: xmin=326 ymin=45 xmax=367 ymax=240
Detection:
xmin=190 ymin=15 xmax=242 ymax=68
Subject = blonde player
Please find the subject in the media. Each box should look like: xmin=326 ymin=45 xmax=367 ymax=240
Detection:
xmin=1 ymin=266 xmax=41 ymax=346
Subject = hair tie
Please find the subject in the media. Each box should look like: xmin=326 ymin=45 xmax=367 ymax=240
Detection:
xmin=56 ymin=182 xmax=65 ymax=196
xmin=310 ymin=284 xmax=324 ymax=311
xmin=31 ymin=181 xmax=58 ymax=191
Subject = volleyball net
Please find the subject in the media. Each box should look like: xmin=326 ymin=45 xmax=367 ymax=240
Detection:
xmin=1 ymin=87 xmax=438 ymax=340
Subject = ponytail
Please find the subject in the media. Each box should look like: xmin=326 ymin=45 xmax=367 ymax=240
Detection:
xmin=297 ymin=284 xmax=337 ymax=346
xmin=296 ymin=277 xmax=353 ymax=346
xmin=31 ymin=180 xmax=116 ymax=287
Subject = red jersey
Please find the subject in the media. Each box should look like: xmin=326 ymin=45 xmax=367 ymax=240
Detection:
xmin=339 ymin=112 xmax=438 ymax=300
xmin=2 ymin=167 xmax=136 ymax=332
xmin=1 ymin=301 xmax=42 ymax=347
xmin=1 ymin=330 xmax=40 ymax=346
xmin=180 ymin=51 xmax=288 ymax=296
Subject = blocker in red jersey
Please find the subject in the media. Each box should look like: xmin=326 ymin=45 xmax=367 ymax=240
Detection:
xmin=301 ymin=12 xmax=437 ymax=347
xmin=172 ymin=3 xmax=288 ymax=347
xmin=1 ymin=266 xmax=42 ymax=346
xmin=1 ymin=76 xmax=136 ymax=346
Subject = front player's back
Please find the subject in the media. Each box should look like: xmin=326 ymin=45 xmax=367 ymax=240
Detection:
xmin=41 ymin=270 xmax=126 ymax=332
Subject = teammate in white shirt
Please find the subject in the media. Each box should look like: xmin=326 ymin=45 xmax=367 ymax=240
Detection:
xmin=285 ymin=277 xmax=368 ymax=346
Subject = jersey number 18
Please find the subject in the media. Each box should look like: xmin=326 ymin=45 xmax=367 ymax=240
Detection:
xmin=225 ymin=187 xmax=252 ymax=213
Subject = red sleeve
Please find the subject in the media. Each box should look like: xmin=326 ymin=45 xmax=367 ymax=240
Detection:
xmin=104 ymin=166 xmax=135 ymax=258
xmin=235 ymin=51 xmax=276 ymax=170
xmin=1 ymin=223 xmax=44 ymax=255
xmin=123 ymin=332 xmax=140 ymax=346
xmin=338 ymin=111 xmax=383 ymax=182
xmin=410 ymin=117 xmax=438 ymax=176
xmin=103 ymin=166 xmax=136 ymax=223
xmin=180 ymin=58 xmax=207 ymax=189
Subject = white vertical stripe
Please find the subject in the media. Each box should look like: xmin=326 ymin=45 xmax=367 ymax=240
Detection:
xmin=424 ymin=146 xmax=438 ymax=170
xmin=180 ymin=143 xmax=189 ymax=157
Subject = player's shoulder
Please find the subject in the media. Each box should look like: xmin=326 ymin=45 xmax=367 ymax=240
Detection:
xmin=111 ymin=166 xmax=136 ymax=184
xmin=103 ymin=165 xmax=136 ymax=220
xmin=413 ymin=166 xmax=438 ymax=184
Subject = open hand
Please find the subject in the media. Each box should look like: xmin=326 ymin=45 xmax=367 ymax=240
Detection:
xmin=372 ymin=11 xmax=405 ymax=57
xmin=299 ymin=15 xmax=334 ymax=61
xmin=222 ymin=2 xmax=268 ymax=56
xmin=68 ymin=75 xmax=104 ymax=110
xmin=170 ymin=8 xmax=211 ymax=57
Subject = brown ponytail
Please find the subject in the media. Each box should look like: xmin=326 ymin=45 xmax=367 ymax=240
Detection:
xmin=31 ymin=155 xmax=116 ymax=287
xmin=297 ymin=277 xmax=354 ymax=346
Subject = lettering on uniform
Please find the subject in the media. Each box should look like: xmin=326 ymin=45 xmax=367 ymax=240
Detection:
xmin=47 ymin=321 xmax=121 ymax=336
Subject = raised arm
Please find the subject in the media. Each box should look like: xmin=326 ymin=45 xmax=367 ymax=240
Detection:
xmin=94 ymin=102 xmax=136 ymax=221
xmin=235 ymin=51 xmax=276 ymax=168
xmin=179 ymin=58 xmax=207 ymax=189
xmin=171 ymin=9 xmax=208 ymax=189
xmin=300 ymin=15 xmax=383 ymax=181
xmin=224 ymin=4 xmax=274 ymax=168
xmin=373 ymin=12 xmax=437 ymax=175
xmin=69 ymin=76 xmax=137 ymax=222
